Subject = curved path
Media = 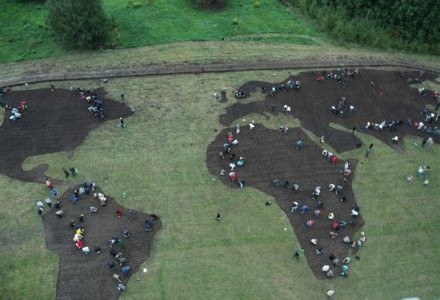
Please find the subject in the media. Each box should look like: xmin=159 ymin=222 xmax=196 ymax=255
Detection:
xmin=1 ymin=57 xmax=439 ymax=87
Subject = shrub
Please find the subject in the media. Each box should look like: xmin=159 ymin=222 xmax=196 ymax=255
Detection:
xmin=47 ymin=0 xmax=109 ymax=49
xmin=191 ymin=0 xmax=229 ymax=10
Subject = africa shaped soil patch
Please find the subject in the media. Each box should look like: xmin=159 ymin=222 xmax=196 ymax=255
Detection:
xmin=207 ymin=125 xmax=364 ymax=279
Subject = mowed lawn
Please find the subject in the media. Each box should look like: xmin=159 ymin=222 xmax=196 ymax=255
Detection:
xmin=0 ymin=0 xmax=320 ymax=63
xmin=0 ymin=69 xmax=439 ymax=299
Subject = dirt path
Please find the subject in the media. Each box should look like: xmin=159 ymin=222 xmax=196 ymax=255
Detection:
xmin=1 ymin=58 xmax=439 ymax=87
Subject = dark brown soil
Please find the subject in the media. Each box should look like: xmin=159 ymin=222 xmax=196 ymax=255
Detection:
xmin=43 ymin=186 xmax=160 ymax=300
xmin=220 ymin=69 xmax=438 ymax=153
xmin=0 ymin=88 xmax=132 ymax=182
xmin=207 ymin=126 xmax=363 ymax=279
xmin=207 ymin=68 xmax=438 ymax=279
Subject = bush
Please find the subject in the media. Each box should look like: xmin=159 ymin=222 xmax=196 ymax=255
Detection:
xmin=47 ymin=0 xmax=109 ymax=49
xmin=191 ymin=0 xmax=229 ymax=10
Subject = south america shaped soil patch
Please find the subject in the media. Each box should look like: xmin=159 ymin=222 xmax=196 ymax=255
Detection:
xmin=43 ymin=186 xmax=161 ymax=300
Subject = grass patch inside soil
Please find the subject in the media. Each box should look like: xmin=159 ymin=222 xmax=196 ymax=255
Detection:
xmin=0 ymin=68 xmax=439 ymax=299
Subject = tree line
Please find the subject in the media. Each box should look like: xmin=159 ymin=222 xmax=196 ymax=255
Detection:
xmin=283 ymin=0 xmax=440 ymax=55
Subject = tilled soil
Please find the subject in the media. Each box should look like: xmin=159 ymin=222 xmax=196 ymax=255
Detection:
xmin=207 ymin=126 xmax=363 ymax=279
xmin=208 ymin=68 xmax=438 ymax=279
xmin=0 ymin=88 xmax=132 ymax=182
xmin=220 ymin=69 xmax=438 ymax=153
xmin=43 ymin=186 xmax=160 ymax=300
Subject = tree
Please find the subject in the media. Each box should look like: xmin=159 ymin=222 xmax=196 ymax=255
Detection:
xmin=47 ymin=0 xmax=108 ymax=49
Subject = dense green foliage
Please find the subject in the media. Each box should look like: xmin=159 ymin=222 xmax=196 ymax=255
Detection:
xmin=47 ymin=0 xmax=108 ymax=49
xmin=284 ymin=0 xmax=440 ymax=55
xmin=191 ymin=0 xmax=229 ymax=9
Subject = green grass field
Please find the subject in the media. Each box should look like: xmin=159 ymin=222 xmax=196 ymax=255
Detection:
xmin=0 ymin=0 xmax=321 ymax=63
xmin=1 ymin=69 xmax=439 ymax=299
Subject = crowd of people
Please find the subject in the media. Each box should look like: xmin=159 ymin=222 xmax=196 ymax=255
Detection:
xmin=0 ymin=86 xmax=29 ymax=122
xmin=68 ymin=86 xmax=107 ymax=120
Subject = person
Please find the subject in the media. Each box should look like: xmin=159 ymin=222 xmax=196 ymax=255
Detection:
xmin=329 ymin=231 xmax=338 ymax=239
xmin=45 ymin=177 xmax=54 ymax=190
xmin=341 ymin=264 xmax=349 ymax=276
xmin=293 ymin=248 xmax=304 ymax=260
xmin=229 ymin=171 xmax=238 ymax=183
xmin=55 ymin=210 xmax=64 ymax=218
xmin=365 ymin=143 xmax=374 ymax=158
xmin=120 ymin=117 xmax=125 ymax=128
xmin=216 ymin=212 xmax=221 ymax=221
xmin=290 ymin=201 xmax=299 ymax=213
xmin=75 ymin=240 xmax=85 ymax=250
xmin=117 ymin=283 xmax=126 ymax=292
xmin=70 ymin=167 xmax=77 ymax=176
xmin=237 ymin=179 xmax=245 ymax=189
xmin=328 ymin=184 xmax=336 ymax=192
xmin=314 ymin=209 xmax=322 ymax=218
xmin=145 ymin=220 xmax=153 ymax=232
xmin=305 ymin=220 xmax=315 ymax=227
xmin=292 ymin=183 xmax=299 ymax=192
xmin=312 ymin=186 xmax=321 ymax=199
xmin=300 ymin=205 xmax=308 ymax=214
xmin=113 ymin=273 xmax=122 ymax=283
xmin=79 ymin=214 xmax=84 ymax=222
xmin=236 ymin=157 xmax=245 ymax=167
xmin=349 ymin=105 xmax=354 ymax=114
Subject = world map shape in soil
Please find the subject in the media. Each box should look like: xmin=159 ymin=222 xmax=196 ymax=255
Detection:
xmin=0 ymin=88 xmax=132 ymax=182
xmin=207 ymin=68 xmax=438 ymax=278
xmin=43 ymin=187 xmax=161 ymax=300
